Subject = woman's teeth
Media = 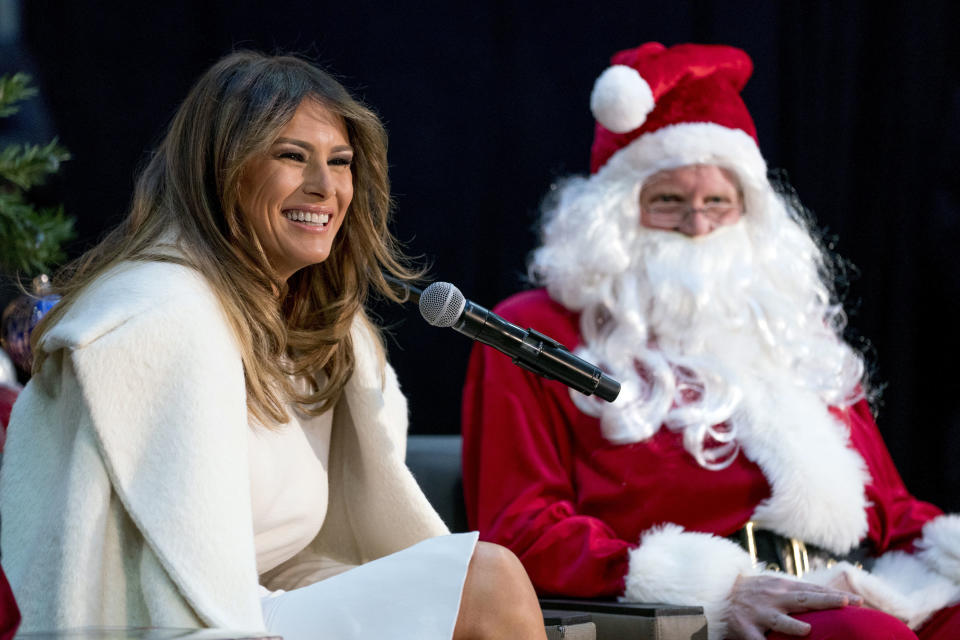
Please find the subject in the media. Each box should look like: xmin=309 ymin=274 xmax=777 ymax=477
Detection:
xmin=284 ymin=210 xmax=330 ymax=226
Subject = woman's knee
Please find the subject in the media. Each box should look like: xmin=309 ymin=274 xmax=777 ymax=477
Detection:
xmin=466 ymin=542 xmax=534 ymax=602
xmin=472 ymin=542 xmax=526 ymax=577
xmin=455 ymin=542 xmax=544 ymax=639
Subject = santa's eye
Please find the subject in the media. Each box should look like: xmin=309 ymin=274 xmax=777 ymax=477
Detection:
xmin=652 ymin=193 xmax=683 ymax=203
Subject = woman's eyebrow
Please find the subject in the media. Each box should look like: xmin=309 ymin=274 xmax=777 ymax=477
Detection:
xmin=274 ymin=137 xmax=354 ymax=154
xmin=274 ymin=137 xmax=313 ymax=151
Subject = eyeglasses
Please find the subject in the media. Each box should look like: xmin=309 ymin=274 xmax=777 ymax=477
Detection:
xmin=643 ymin=203 xmax=742 ymax=226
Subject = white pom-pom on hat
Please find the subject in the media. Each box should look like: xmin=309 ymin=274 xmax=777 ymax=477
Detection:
xmin=590 ymin=64 xmax=654 ymax=134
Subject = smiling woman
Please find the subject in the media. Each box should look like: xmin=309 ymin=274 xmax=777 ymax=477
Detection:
xmin=0 ymin=51 xmax=547 ymax=640
xmin=237 ymin=100 xmax=354 ymax=281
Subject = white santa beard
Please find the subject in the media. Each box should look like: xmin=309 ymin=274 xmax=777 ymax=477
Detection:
xmin=634 ymin=223 xmax=762 ymax=356
xmin=568 ymin=221 xmax=871 ymax=549
xmin=575 ymin=220 xmax=860 ymax=460
xmin=632 ymin=226 xmax=837 ymax=393
xmin=579 ymin=222 xmax=776 ymax=416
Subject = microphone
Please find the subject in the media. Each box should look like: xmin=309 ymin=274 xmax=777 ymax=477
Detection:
xmin=418 ymin=282 xmax=620 ymax=402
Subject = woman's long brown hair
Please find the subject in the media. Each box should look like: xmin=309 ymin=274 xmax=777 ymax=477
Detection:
xmin=33 ymin=51 xmax=420 ymax=425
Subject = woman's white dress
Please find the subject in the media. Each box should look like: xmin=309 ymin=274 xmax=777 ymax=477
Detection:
xmin=249 ymin=404 xmax=478 ymax=640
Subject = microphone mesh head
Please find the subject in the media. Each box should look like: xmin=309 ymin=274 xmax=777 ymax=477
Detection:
xmin=419 ymin=282 xmax=465 ymax=327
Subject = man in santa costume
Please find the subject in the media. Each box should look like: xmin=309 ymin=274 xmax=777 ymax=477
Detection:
xmin=461 ymin=42 xmax=960 ymax=639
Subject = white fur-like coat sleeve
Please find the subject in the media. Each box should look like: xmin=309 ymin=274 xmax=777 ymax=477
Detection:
xmin=0 ymin=261 xmax=449 ymax=630
xmin=1 ymin=262 xmax=262 ymax=630
xmin=621 ymin=524 xmax=759 ymax=640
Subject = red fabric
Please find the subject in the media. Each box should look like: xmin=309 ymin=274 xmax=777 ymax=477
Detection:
xmin=0 ymin=384 xmax=20 ymax=635
xmin=590 ymin=42 xmax=757 ymax=173
xmin=769 ymin=607 xmax=915 ymax=640
xmin=0 ymin=385 xmax=19 ymax=453
xmin=916 ymin=602 xmax=960 ymax=639
xmin=766 ymin=603 xmax=960 ymax=640
xmin=0 ymin=565 xmax=20 ymax=640
xmin=461 ymin=289 xmax=943 ymax=599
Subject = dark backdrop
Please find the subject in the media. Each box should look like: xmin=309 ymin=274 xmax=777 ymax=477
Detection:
xmin=6 ymin=1 xmax=959 ymax=511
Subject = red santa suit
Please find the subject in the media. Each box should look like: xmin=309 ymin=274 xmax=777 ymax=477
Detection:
xmin=464 ymin=40 xmax=960 ymax=639
xmin=462 ymin=289 xmax=960 ymax=639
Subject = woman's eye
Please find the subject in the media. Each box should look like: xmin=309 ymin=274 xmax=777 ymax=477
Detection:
xmin=279 ymin=151 xmax=306 ymax=162
xmin=330 ymin=157 xmax=353 ymax=167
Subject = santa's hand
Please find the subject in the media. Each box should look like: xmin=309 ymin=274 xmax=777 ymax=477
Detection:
xmin=822 ymin=566 xmax=891 ymax=613
xmin=727 ymin=574 xmax=863 ymax=639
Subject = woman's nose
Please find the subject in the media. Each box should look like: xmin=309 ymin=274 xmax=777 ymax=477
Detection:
xmin=302 ymin=165 xmax=333 ymax=198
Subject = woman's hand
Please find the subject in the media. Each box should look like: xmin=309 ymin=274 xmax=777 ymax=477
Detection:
xmin=727 ymin=574 xmax=863 ymax=639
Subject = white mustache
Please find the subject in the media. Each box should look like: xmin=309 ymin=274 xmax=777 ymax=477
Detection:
xmin=572 ymin=220 xmax=863 ymax=468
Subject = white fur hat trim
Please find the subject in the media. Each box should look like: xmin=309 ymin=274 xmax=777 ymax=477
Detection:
xmin=590 ymin=65 xmax=654 ymax=134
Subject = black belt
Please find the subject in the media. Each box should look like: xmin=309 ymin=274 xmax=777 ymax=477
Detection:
xmin=728 ymin=521 xmax=874 ymax=577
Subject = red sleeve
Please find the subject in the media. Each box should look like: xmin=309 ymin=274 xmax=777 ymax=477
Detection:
xmin=0 ymin=385 xmax=19 ymax=454
xmin=839 ymin=400 xmax=942 ymax=553
xmin=461 ymin=292 xmax=632 ymax=597
xmin=0 ymin=563 xmax=20 ymax=640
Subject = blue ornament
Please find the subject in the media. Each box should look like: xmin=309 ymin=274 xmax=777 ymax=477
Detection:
xmin=1 ymin=275 xmax=60 ymax=373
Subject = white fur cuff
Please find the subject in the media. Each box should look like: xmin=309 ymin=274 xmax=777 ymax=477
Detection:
xmin=620 ymin=523 xmax=757 ymax=640
xmin=916 ymin=514 xmax=960 ymax=583
xmin=803 ymin=552 xmax=960 ymax=630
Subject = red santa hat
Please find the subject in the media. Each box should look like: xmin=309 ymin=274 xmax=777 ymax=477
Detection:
xmin=589 ymin=42 xmax=767 ymax=193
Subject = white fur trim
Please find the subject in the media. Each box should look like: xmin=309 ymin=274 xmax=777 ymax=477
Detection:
xmin=737 ymin=385 xmax=870 ymax=553
xmin=804 ymin=553 xmax=960 ymax=629
xmin=621 ymin=524 xmax=758 ymax=640
xmin=598 ymin=122 xmax=768 ymax=215
xmin=916 ymin=514 xmax=960 ymax=582
xmin=590 ymin=65 xmax=654 ymax=134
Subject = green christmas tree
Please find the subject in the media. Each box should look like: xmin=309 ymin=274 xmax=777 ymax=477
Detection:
xmin=0 ymin=72 xmax=74 ymax=277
